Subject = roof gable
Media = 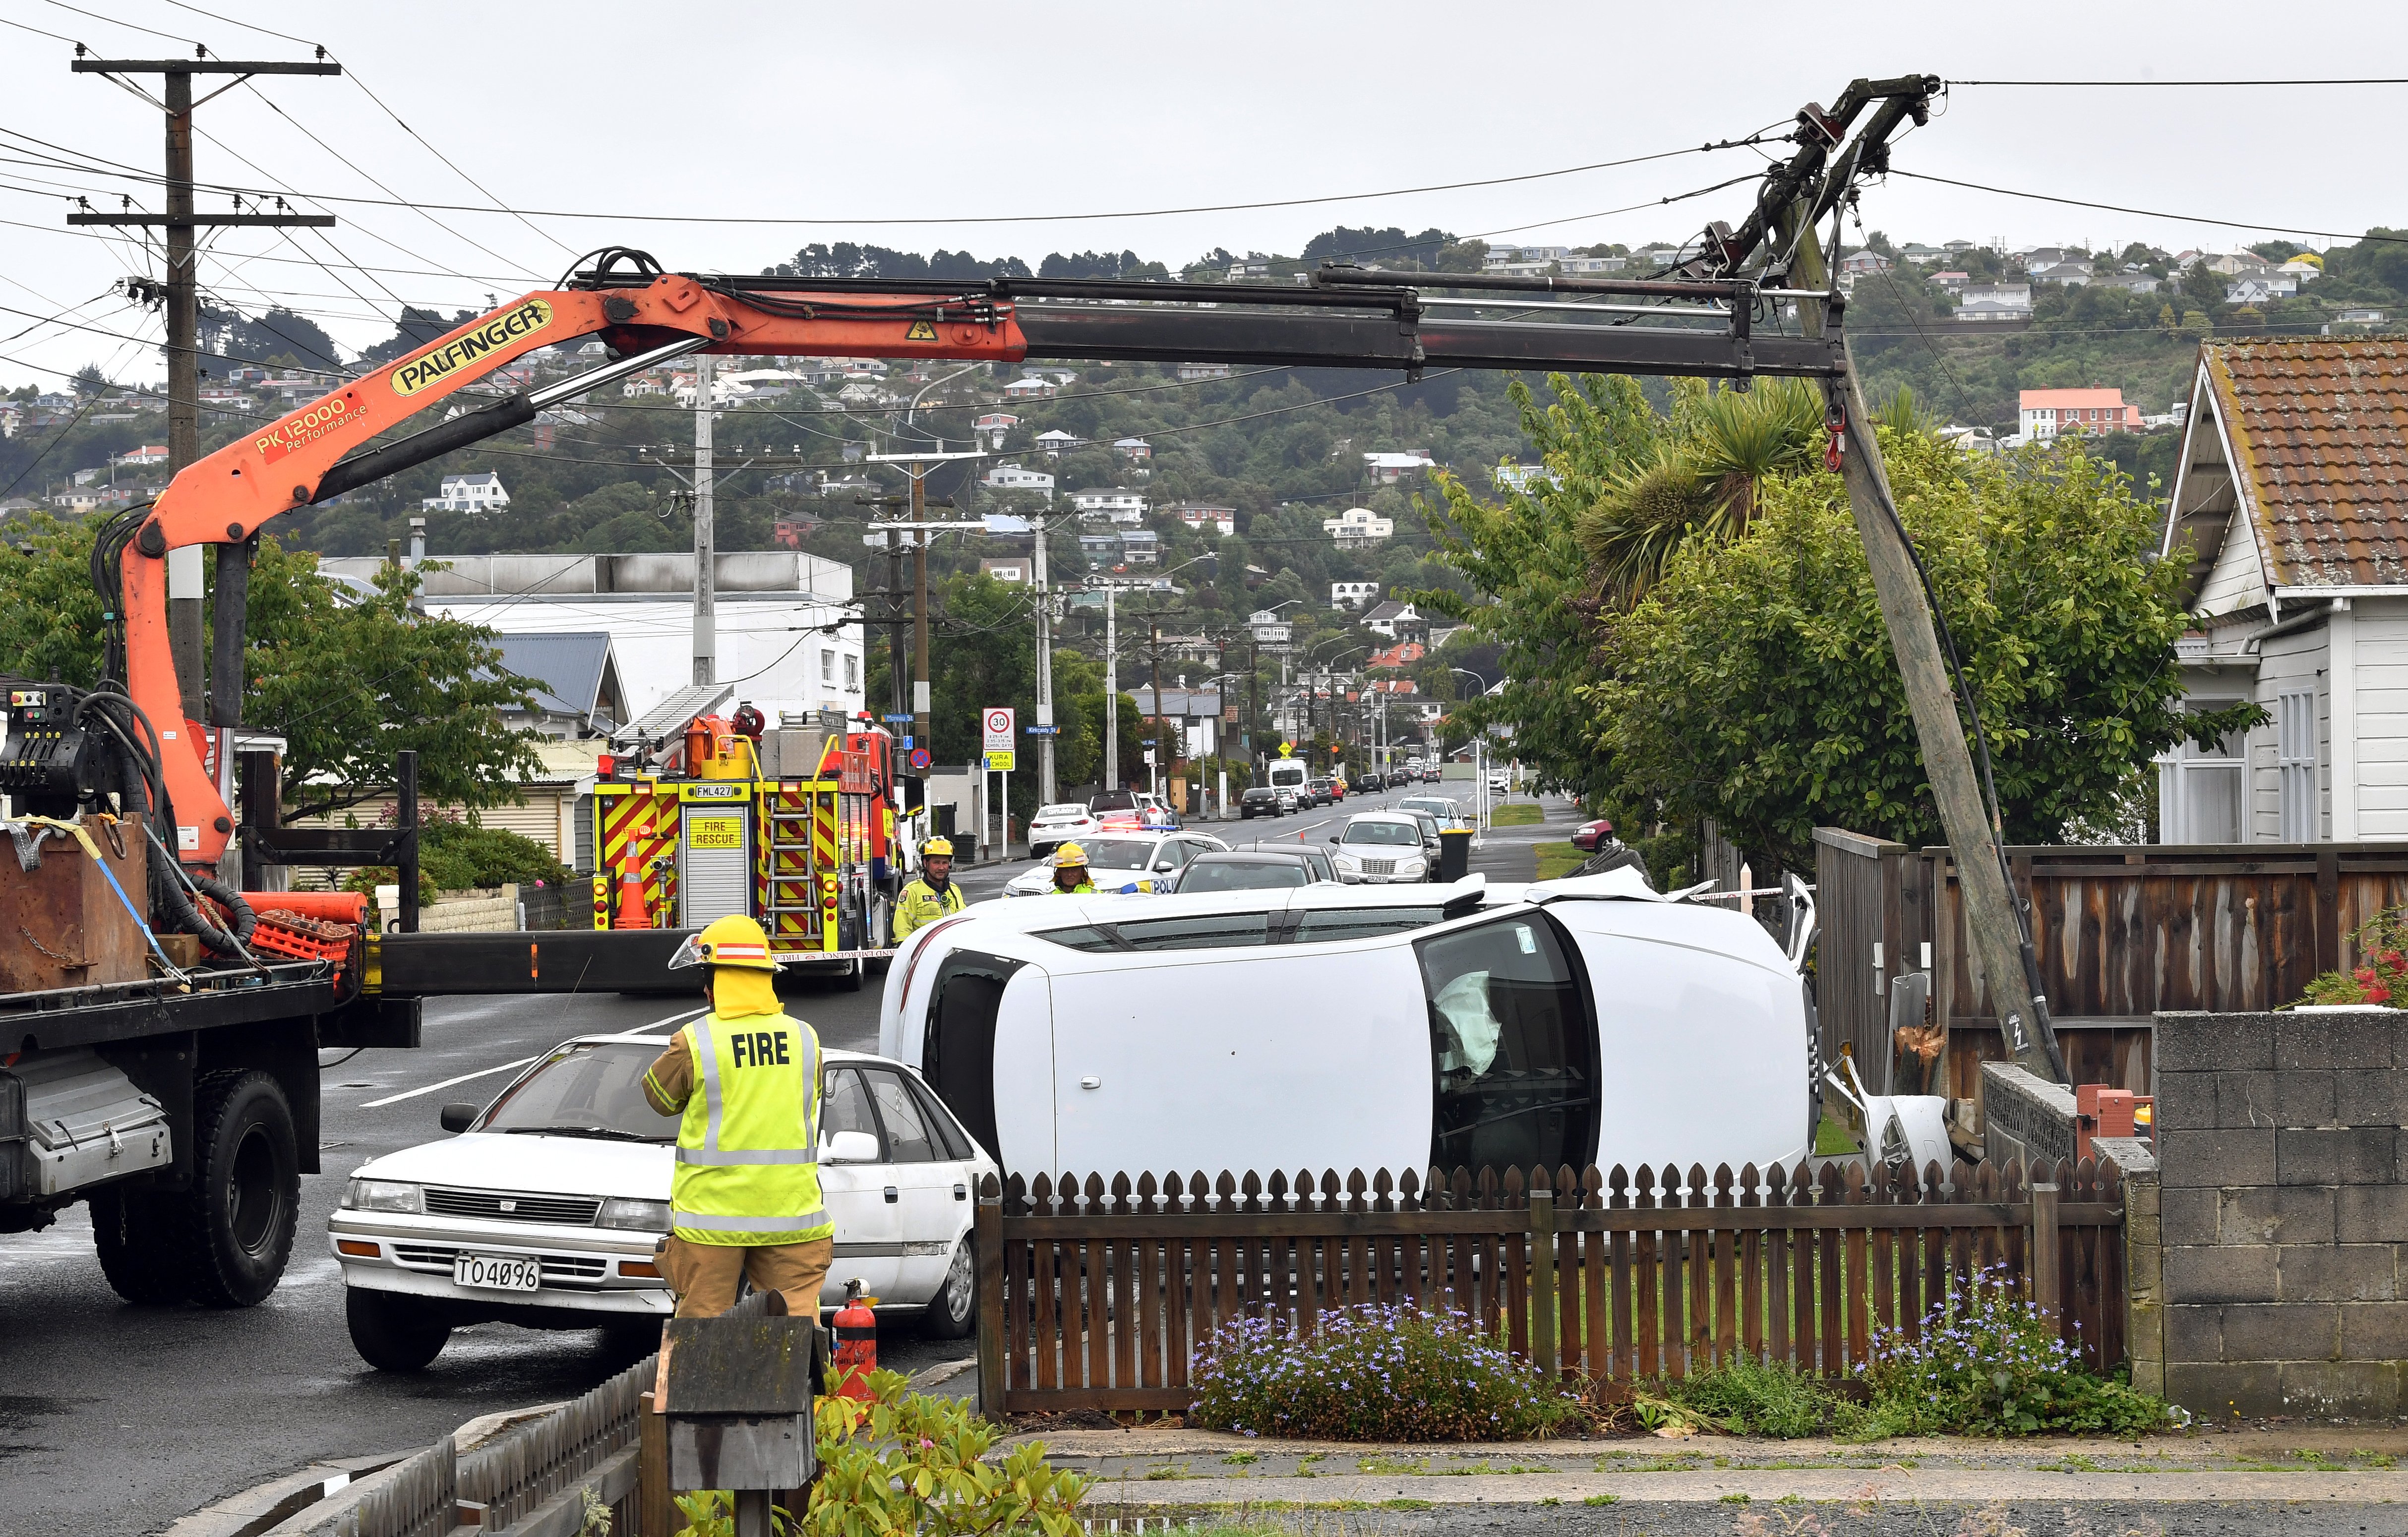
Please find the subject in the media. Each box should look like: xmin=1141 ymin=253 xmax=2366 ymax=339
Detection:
xmin=2203 ymin=337 xmax=2408 ymax=589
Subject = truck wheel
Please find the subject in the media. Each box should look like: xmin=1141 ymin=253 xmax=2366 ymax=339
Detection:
xmin=89 ymin=1185 xmax=190 ymax=1305
xmin=170 ymin=1070 xmax=301 ymax=1307
xmin=922 ymin=1235 xmax=976 ymax=1340
xmin=346 ymin=1287 xmax=451 ymax=1371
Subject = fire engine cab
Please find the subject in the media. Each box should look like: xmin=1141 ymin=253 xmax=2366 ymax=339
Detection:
xmin=590 ymin=706 xmax=902 ymax=983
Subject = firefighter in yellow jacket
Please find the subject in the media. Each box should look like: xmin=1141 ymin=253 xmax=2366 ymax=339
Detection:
xmin=640 ymin=914 xmax=834 ymax=1317
xmin=891 ymin=836 xmax=966 ymax=942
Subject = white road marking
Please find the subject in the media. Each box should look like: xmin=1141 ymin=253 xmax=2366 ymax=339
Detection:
xmin=359 ymin=1058 xmax=537 ymax=1109
xmin=1290 ymin=818 xmax=1333 ymax=840
xmin=630 ymin=1005 xmax=707 ymax=1036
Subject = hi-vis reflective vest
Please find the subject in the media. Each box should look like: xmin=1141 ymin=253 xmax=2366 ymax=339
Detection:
xmin=891 ymin=877 xmax=965 ymax=941
xmin=670 ymin=1012 xmax=834 ymax=1246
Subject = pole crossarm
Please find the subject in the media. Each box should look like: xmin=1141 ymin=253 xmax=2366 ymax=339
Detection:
xmin=68 ymin=213 xmax=336 ymax=227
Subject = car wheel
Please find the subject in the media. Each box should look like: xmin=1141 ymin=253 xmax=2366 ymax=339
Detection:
xmin=168 ymin=1070 xmax=300 ymax=1307
xmin=346 ymin=1287 xmax=452 ymax=1371
xmin=922 ymin=1235 xmax=976 ymax=1340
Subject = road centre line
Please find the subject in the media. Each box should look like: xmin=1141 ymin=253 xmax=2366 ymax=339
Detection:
xmin=631 ymin=1005 xmax=708 ymax=1035
xmin=359 ymin=1058 xmax=537 ymax=1109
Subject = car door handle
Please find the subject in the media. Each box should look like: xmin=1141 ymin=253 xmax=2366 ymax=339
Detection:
xmin=884 ymin=1185 xmax=899 ymax=1204
xmin=1079 ymin=1076 xmax=1101 ymax=1090
xmin=954 ymin=1183 xmax=967 ymax=1200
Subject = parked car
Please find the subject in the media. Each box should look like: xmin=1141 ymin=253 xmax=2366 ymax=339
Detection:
xmin=1328 ymin=778 xmax=1348 ymax=802
xmin=1000 ymin=830 xmax=1228 ymax=896
xmin=1170 ymin=850 xmax=1331 ymax=893
xmin=1487 ymin=771 xmax=1510 ymax=794
xmin=1225 ymin=840 xmax=1339 ymax=883
xmin=1354 ymin=772 xmax=1384 ymax=793
xmin=1570 ymin=818 xmax=1618 ymax=853
xmin=1305 ymin=778 xmax=1335 ymax=807
xmin=1328 ymin=812 xmax=1432 ymax=884
xmin=1397 ymin=795 xmax=1466 ymax=829
xmin=1239 ymin=786 xmax=1285 ymax=820
xmin=1029 ymin=802 xmax=1101 ymax=857
xmin=879 ymin=870 xmax=1813 ymax=1185
xmin=329 ymin=1039 xmax=996 ymax=1371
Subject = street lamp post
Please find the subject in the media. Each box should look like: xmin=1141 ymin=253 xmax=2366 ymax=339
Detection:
xmin=1449 ymin=667 xmax=1490 ymax=833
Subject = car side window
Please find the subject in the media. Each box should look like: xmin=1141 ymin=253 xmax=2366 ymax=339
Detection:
xmin=1154 ymin=840 xmax=1194 ymax=870
xmin=865 ymin=1070 xmax=941 ymax=1162
xmin=904 ymin=1073 xmax=975 ymax=1160
xmin=822 ymin=1066 xmax=880 ymax=1156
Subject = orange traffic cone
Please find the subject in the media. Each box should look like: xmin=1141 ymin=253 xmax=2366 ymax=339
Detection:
xmin=611 ymin=860 xmax=651 ymax=930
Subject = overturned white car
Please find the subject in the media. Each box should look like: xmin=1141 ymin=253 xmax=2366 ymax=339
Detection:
xmin=878 ymin=871 xmax=1815 ymax=1184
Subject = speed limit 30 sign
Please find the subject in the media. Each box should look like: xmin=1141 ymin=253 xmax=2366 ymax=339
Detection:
xmin=982 ymin=707 xmax=1016 ymax=751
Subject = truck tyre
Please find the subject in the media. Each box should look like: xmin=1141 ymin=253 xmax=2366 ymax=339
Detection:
xmin=170 ymin=1070 xmax=300 ymax=1307
xmin=346 ymin=1287 xmax=452 ymax=1371
xmin=89 ymin=1185 xmax=190 ymax=1305
xmin=922 ymin=1235 xmax=976 ymax=1340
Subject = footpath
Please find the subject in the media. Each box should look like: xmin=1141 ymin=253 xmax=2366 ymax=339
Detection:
xmin=1014 ymin=1422 xmax=2408 ymax=1536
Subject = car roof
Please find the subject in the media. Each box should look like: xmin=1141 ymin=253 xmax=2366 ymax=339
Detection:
xmin=1191 ymin=849 xmax=1311 ymax=863
xmin=549 ymin=1034 xmax=894 ymax=1068
xmin=1347 ymin=810 xmax=1424 ymax=826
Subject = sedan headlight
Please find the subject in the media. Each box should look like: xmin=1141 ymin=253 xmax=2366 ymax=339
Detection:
xmin=596 ymin=1197 xmax=671 ymax=1232
xmin=344 ymin=1179 xmax=422 ymax=1213
xmin=1400 ymin=855 xmax=1428 ymax=873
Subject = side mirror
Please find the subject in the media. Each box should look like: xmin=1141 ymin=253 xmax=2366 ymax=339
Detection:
xmin=824 ymin=1129 xmax=881 ymax=1164
xmin=439 ymin=1102 xmax=479 ymax=1134
xmin=1327 ymin=834 xmax=1340 ymax=844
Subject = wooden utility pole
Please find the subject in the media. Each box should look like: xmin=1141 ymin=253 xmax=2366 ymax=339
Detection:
xmin=70 ymin=51 xmax=339 ymax=730
xmin=1787 ymin=219 xmax=2064 ymax=1084
xmin=693 ymin=354 xmax=715 ymax=685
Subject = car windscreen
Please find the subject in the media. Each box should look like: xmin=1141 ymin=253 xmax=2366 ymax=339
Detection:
xmin=480 ymin=1042 xmax=678 ymax=1142
xmin=1343 ymin=821 xmax=1421 ymax=846
xmin=1081 ymin=838 xmax=1158 ymax=868
xmin=1179 ymin=860 xmax=1310 ymax=891
xmin=1089 ymin=791 xmax=1138 ymax=812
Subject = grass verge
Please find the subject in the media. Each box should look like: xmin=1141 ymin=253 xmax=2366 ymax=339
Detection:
xmin=1533 ymin=841 xmax=1586 ymax=880
xmin=1491 ymin=802 xmax=1542 ymax=827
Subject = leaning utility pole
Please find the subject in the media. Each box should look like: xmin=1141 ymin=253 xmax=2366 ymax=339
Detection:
xmin=69 ymin=48 xmax=339 ymax=731
xmin=1103 ymin=587 xmax=1119 ymax=790
xmin=1765 ymin=93 xmax=2064 ymax=1083
xmin=866 ymin=448 xmax=984 ymax=754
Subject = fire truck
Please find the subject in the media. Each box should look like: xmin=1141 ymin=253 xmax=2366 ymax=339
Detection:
xmin=590 ymin=710 xmax=902 ymax=984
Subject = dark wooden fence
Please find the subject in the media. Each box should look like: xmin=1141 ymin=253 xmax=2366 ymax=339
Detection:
xmin=1813 ymin=832 xmax=2408 ymax=1101
xmin=974 ymin=1157 xmax=2124 ymax=1417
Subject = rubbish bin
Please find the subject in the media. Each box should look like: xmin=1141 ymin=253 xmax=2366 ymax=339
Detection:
xmin=1438 ymin=827 xmax=1473 ymax=882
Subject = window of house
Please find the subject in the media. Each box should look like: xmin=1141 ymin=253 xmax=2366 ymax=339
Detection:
xmin=843 ymin=654 xmax=859 ymax=691
xmin=2279 ymin=689 xmax=2318 ymax=843
xmin=820 ymin=650 xmax=834 ymax=684
xmin=2158 ymin=697 xmax=2247 ymax=844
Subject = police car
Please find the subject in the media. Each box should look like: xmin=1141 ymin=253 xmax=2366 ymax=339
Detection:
xmin=327 ymin=1042 xmax=996 ymax=1371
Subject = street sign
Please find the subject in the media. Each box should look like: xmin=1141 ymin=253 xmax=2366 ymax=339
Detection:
xmin=908 ymin=746 xmax=932 ymax=770
xmin=984 ymin=749 xmax=1016 ymax=772
xmin=881 ymin=713 xmax=913 ymax=724
xmin=982 ymin=707 xmax=1015 ymax=753
xmin=1024 ymin=724 xmax=1060 ymax=736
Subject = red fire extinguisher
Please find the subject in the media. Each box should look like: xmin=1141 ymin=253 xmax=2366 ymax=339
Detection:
xmin=833 ymin=1278 xmax=878 ymax=1400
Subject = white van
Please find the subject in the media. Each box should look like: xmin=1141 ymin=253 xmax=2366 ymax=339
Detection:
xmin=877 ymin=872 xmax=1813 ymax=1183
xmin=1264 ymin=759 xmax=1310 ymax=799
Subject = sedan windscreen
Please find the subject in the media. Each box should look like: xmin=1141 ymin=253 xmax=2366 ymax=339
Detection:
xmin=1179 ymin=860 xmax=1310 ymax=892
xmin=481 ymin=1042 xmax=677 ymax=1142
xmin=1343 ymin=822 xmax=1422 ymax=846
xmin=1417 ymin=915 xmax=1596 ymax=1176
xmin=1080 ymin=838 xmax=1159 ymax=869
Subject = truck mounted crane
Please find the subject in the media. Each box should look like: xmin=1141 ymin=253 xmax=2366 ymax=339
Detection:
xmin=4 ymin=76 xmax=2047 ymax=1308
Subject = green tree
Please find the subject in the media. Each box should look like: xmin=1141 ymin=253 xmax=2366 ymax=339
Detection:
xmin=1587 ymin=431 xmax=2254 ymax=870
xmin=0 ymin=516 xmax=544 ymax=823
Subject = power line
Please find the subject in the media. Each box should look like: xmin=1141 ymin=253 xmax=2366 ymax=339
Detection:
xmin=0 ymin=120 xmax=1786 ymax=228
xmin=41 ymin=0 xmax=198 ymax=47
xmin=1949 ymin=76 xmax=2408 ymax=87
xmin=1887 ymin=169 xmax=2408 ymax=247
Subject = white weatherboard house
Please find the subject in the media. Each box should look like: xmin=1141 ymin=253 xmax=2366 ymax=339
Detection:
xmin=423 ymin=472 xmax=507 ymax=513
xmin=2157 ymin=338 xmax=2408 ymax=844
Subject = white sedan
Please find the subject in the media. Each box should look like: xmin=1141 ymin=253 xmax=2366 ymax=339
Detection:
xmin=1001 ymin=830 xmax=1227 ymax=897
xmin=1027 ymin=802 xmax=1100 ymax=858
xmin=328 ymin=1038 xmax=996 ymax=1371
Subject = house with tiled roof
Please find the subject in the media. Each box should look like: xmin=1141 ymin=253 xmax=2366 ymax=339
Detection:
xmin=2157 ymin=338 xmax=2408 ymax=844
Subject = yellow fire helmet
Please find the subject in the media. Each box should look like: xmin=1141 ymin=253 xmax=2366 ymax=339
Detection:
xmin=921 ymin=836 xmax=955 ymax=858
xmin=667 ymin=912 xmax=784 ymax=972
xmin=1050 ymin=841 xmax=1089 ymax=869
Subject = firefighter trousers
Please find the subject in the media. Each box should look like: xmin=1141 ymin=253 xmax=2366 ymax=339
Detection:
xmin=660 ymin=1234 xmax=835 ymax=1318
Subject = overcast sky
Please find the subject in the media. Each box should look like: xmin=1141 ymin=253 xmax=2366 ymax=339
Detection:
xmin=4 ymin=0 xmax=2403 ymax=391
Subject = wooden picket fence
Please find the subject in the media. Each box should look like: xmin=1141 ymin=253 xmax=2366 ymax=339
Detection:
xmin=973 ymin=1157 xmax=2125 ymax=1416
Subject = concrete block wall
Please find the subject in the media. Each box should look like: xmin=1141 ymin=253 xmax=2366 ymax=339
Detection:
xmin=2146 ymin=1008 xmax=2408 ymax=1419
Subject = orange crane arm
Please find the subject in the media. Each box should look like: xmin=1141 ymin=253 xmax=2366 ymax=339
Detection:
xmin=127 ymin=271 xmax=1026 ymax=866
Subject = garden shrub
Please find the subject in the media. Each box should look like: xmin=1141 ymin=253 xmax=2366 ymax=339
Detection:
xmin=1847 ymin=1268 xmax=2174 ymax=1437
xmin=1187 ymin=1302 xmax=1581 ymax=1441
xmin=2299 ymin=903 xmax=2408 ymax=1006
xmin=676 ymin=1371 xmax=1088 ymax=1536
xmin=1655 ymin=1353 xmax=1833 ymax=1438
